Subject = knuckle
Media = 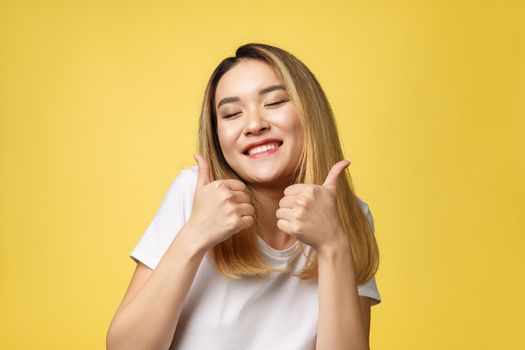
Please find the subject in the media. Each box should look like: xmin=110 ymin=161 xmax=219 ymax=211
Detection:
xmin=307 ymin=188 xmax=316 ymax=198
xmin=233 ymin=205 xmax=242 ymax=216
xmin=226 ymin=202 xmax=236 ymax=214
xmin=228 ymin=216 xmax=238 ymax=228
xmin=293 ymin=222 xmax=302 ymax=234
xmin=296 ymin=198 xmax=307 ymax=207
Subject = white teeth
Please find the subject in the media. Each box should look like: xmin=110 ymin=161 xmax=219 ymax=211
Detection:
xmin=247 ymin=142 xmax=280 ymax=155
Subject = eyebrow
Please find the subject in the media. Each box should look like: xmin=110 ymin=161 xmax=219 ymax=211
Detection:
xmin=216 ymin=84 xmax=286 ymax=110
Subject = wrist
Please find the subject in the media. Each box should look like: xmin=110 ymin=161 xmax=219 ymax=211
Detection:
xmin=177 ymin=223 xmax=211 ymax=258
xmin=316 ymin=236 xmax=357 ymax=282
xmin=316 ymin=229 xmax=351 ymax=260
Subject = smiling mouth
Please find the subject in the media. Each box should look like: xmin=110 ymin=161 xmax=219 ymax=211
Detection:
xmin=243 ymin=141 xmax=283 ymax=157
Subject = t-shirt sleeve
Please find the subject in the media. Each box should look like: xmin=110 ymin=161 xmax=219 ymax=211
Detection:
xmin=129 ymin=166 xmax=197 ymax=270
xmin=356 ymin=197 xmax=382 ymax=306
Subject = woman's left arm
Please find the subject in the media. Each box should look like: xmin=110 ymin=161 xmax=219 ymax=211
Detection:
xmin=316 ymin=233 xmax=370 ymax=350
xmin=276 ymin=160 xmax=371 ymax=349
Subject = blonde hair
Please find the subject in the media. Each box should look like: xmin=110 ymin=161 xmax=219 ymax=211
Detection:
xmin=197 ymin=43 xmax=379 ymax=284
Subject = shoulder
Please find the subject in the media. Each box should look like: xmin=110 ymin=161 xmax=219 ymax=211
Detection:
xmin=184 ymin=164 xmax=198 ymax=177
xmin=156 ymin=165 xmax=199 ymax=214
xmin=356 ymin=196 xmax=375 ymax=233
xmin=168 ymin=165 xmax=198 ymax=193
xmin=356 ymin=196 xmax=370 ymax=214
xmin=178 ymin=164 xmax=198 ymax=182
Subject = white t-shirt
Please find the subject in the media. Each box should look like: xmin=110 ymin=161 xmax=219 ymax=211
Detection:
xmin=130 ymin=165 xmax=381 ymax=350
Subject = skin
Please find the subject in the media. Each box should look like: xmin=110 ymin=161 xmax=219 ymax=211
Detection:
xmin=214 ymin=58 xmax=304 ymax=250
xmin=106 ymin=59 xmax=372 ymax=350
xmin=212 ymin=58 xmax=371 ymax=348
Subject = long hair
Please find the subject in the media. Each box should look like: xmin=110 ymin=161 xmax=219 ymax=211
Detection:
xmin=197 ymin=42 xmax=379 ymax=284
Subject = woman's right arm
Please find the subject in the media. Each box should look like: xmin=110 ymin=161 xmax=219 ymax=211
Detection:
xmin=106 ymin=154 xmax=254 ymax=349
xmin=106 ymin=223 xmax=208 ymax=350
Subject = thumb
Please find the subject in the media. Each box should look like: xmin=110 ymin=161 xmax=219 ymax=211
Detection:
xmin=193 ymin=153 xmax=211 ymax=189
xmin=321 ymin=160 xmax=351 ymax=191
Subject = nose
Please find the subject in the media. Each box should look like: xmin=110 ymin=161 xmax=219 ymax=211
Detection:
xmin=243 ymin=108 xmax=270 ymax=136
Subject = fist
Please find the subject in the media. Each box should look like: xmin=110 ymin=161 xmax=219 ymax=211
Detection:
xmin=276 ymin=160 xmax=351 ymax=253
xmin=186 ymin=154 xmax=255 ymax=251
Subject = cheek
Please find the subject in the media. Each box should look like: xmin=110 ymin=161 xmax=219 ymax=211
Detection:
xmin=276 ymin=106 xmax=302 ymax=129
xmin=217 ymin=123 xmax=238 ymax=154
xmin=289 ymin=113 xmax=304 ymax=147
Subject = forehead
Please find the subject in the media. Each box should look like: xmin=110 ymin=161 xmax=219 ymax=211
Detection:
xmin=215 ymin=60 xmax=284 ymax=100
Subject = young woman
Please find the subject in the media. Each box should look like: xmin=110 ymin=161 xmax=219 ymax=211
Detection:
xmin=106 ymin=43 xmax=381 ymax=350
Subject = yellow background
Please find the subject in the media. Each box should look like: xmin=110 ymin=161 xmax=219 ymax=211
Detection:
xmin=1 ymin=1 xmax=523 ymax=349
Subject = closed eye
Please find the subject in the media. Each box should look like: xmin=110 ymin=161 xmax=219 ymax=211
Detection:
xmin=266 ymin=100 xmax=287 ymax=107
xmin=223 ymin=100 xmax=288 ymax=119
xmin=224 ymin=112 xmax=241 ymax=118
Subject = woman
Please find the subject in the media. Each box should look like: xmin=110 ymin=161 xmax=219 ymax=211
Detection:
xmin=106 ymin=43 xmax=381 ymax=350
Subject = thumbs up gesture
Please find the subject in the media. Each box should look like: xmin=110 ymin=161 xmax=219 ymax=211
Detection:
xmin=186 ymin=154 xmax=255 ymax=251
xmin=276 ymin=160 xmax=351 ymax=254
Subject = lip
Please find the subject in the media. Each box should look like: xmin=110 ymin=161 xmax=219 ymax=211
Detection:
xmin=246 ymin=142 xmax=281 ymax=158
xmin=245 ymin=143 xmax=282 ymax=158
xmin=242 ymin=138 xmax=283 ymax=154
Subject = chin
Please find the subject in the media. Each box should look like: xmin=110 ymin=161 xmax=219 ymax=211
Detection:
xmin=243 ymin=167 xmax=291 ymax=186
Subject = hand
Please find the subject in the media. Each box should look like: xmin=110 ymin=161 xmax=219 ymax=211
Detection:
xmin=186 ymin=154 xmax=255 ymax=251
xmin=276 ymin=160 xmax=351 ymax=254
